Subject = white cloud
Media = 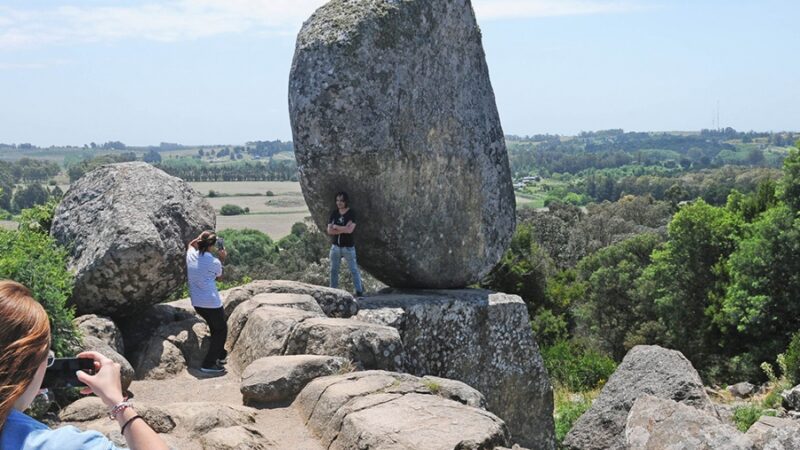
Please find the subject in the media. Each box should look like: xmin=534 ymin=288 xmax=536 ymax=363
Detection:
xmin=472 ymin=0 xmax=649 ymax=20
xmin=0 ymin=0 xmax=327 ymax=49
xmin=0 ymin=0 xmax=647 ymax=50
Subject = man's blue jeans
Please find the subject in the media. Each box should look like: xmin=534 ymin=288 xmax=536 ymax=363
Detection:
xmin=330 ymin=244 xmax=364 ymax=294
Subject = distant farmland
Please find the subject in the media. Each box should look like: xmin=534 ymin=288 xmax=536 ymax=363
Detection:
xmin=188 ymin=181 xmax=312 ymax=239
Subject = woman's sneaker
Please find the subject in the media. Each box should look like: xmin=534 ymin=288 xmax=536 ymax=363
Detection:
xmin=200 ymin=364 xmax=226 ymax=374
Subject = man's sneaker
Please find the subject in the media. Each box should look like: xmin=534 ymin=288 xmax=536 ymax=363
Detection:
xmin=199 ymin=364 xmax=226 ymax=374
xmin=355 ymin=291 xmax=363 ymax=297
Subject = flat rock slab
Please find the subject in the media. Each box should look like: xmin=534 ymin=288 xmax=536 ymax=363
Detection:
xmin=289 ymin=0 xmax=515 ymax=288
xmin=356 ymin=289 xmax=554 ymax=448
xmin=564 ymin=345 xmax=717 ymax=450
xmin=240 ymin=355 xmax=349 ymax=405
xmin=285 ymin=317 xmax=404 ymax=371
xmin=294 ymin=370 xmax=507 ymax=450
xmin=625 ymin=395 xmax=753 ymax=450
xmin=51 ymin=162 xmax=214 ymax=317
xmin=223 ymin=280 xmax=358 ymax=318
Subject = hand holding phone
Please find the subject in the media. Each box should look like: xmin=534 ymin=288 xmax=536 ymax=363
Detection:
xmin=74 ymin=351 xmax=126 ymax=407
xmin=216 ymin=236 xmax=225 ymax=251
xmin=43 ymin=357 xmax=95 ymax=389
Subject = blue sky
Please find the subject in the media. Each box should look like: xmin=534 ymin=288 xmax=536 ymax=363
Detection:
xmin=0 ymin=0 xmax=797 ymax=146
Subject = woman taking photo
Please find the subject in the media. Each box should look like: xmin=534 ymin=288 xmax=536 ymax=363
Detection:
xmin=186 ymin=231 xmax=228 ymax=373
xmin=0 ymin=280 xmax=168 ymax=449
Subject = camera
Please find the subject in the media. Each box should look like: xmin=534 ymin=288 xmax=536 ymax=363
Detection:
xmin=43 ymin=358 xmax=95 ymax=389
xmin=216 ymin=236 xmax=225 ymax=251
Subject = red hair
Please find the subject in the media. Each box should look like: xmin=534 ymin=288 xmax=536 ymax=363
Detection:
xmin=0 ymin=280 xmax=51 ymax=430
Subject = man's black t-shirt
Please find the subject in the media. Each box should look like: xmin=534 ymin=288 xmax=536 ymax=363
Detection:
xmin=329 ymin=209 xmax=357 ymax=247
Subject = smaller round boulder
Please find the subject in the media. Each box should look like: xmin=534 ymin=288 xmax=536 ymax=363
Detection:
xmin=51 ymin=162 xmax=215 ymax=318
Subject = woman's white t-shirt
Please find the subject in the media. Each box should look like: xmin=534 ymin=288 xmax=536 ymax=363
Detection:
xmin=186 ymin=247 xmax=223 ymax=308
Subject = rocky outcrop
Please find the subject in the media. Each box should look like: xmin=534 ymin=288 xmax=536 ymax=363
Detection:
xmin=563 ymin=345 xmax=717 ymax=450
xmin=356 ymin=289 xmax=553 ymax=449
xmin=229 ymin=306 xmax=320 ymax=371
xmin=289 ymin=0 xmax=515 ymax=288
xmin=294 ymin=370 xmax=509 ymax=449
xmin=51 ymin=162 xmax=214 ymax=317
xmin=284 ymin=317 xmax=404 ymax=371
xmin=74 ymin=314 xmax=125 ymax=354
xmin=746 ymin=416 xmax=800 ymax=449
xmin=240 ymin=355 xmax=349 ymax=405
xmin=780 ymin=384 xmax=800 ymax=410
xmin=223 ymin=280 xmax=358 ymax=318
xmin=625 ymin=395 xmax=753 ymax=449
xmin=133 ymin=317 xmax=209 ymax=379
xmin=729 ymin=381 xmax=757 ymax=398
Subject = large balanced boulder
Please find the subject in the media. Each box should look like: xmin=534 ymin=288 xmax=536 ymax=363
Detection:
xmin=563 ymin=345 xmax=718 ymax=450
xmin=356 ymin=289 xmax=553 ymax=449
xmin=289 ymin=0 xmax=515 ymax=288
xmin=52 ymin=162 xmax=215 ymax=317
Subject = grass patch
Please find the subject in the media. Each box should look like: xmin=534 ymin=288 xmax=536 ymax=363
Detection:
xmin=554 ymin=386 xmax=599 ymax=446
xmin=732 ymin=404 xmax=776 ymax=432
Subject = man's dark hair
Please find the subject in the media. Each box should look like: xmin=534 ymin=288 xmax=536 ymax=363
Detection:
xmin=335 ymin=191 xmax=349 ymax=206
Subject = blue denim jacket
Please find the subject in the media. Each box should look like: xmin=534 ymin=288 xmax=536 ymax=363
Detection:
xmin=1 ymin=409 xmax=122 ymax=450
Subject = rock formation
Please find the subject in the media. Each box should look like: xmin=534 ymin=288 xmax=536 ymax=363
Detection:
xmin=625 ymin=395 xmax=752 ymax=449
xmin=563 ymin=345 xmax=718 ymax=450
xmin=289 ymin=0 xmax=515 ymax=288
xmin=356 ymin=289 xmax=554 ymax=449
xmin=294 ymin=370 xmax=510 ymax=449
xmin=51 ymin=162 xmax=214 ymax=317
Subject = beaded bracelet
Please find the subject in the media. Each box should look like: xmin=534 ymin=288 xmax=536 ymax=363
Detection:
xmin=120 ymin=415 xmax=144 ymax=435
xmin=108 ymin=400 xmax=133 ymax=420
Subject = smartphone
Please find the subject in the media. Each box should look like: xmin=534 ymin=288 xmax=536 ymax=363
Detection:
xmin=216 ymin=236 xmax=225 ymax=251
xmin=43 ymin=358 xmax=95 ymax=389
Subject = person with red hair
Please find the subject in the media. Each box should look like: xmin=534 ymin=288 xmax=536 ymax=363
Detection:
xmin=0 ymin=280 xmax=168 ymax=449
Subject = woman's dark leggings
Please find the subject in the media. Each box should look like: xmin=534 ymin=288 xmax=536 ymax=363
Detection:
xmin=194 ymin=306 xmax=228 ymax=368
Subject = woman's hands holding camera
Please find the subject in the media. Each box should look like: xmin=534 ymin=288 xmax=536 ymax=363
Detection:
xmin=75 ymin=351 xmax=124 ymax=407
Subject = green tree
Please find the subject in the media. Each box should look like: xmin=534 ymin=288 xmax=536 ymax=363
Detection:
xmin=12 ymin=183 xmax=50 ymax=212
xmin=573 ymin=233 xmax=662 ymax=360
xmin=216 ymin=229 xmax=275 ymax=266
xmin=481 ymin=223 xmax=556 ymax=318
xmin=779 ymin=148 xmax=800 ymax=212
xmin=143 ymin=149 xmax=162 ymax=164
xmin=0 ymin=227 xmax=78 ymax=356
xmin=219 ymin=204 xmax=246 ymax=216
xmin=718 ymin=206 xmax=800 ymax=366
xmin=639 ymin=200 xmax=742 ymax=368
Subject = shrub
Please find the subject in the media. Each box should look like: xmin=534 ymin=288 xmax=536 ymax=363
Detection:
xmin=266 ymin=190 xmax=275 ymax=197
xmin=17 ymin=200 xmax=58 ymax=234
xmin=0 ymin=227 xmax=78 ymax=356
xmin=216 ymin=229 xmax=275 ymax=266
xmin=732 ymin=404 xmax=775 ymax=432
xmin=783 ymin=331 xmax=800 ymax=385
xmin=542 ymin=339 xmax=617 ymax=391
xmin=208 ymin=189 xmax=218 ymax=197
xmin=220 ymin=204 xmax=245 ymax=216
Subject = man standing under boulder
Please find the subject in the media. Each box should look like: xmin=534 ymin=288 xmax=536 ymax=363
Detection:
xmin=327 ymin=192 xmax=364 ymax=297
xmin=187 ymin=231 xmax=228 ymax=374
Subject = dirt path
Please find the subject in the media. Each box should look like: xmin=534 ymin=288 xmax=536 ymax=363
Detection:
xmin=126 ymin=368 xmax=324 ymax=449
